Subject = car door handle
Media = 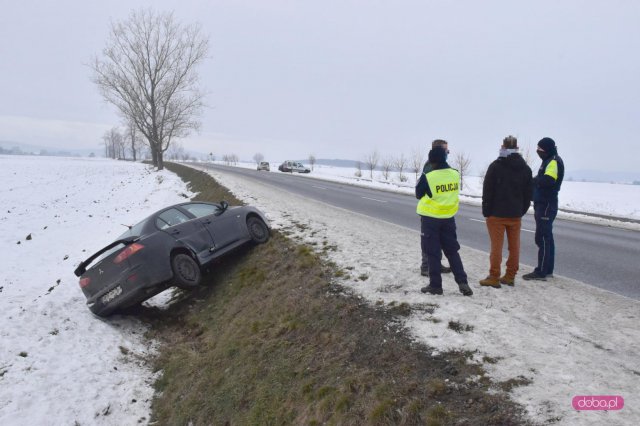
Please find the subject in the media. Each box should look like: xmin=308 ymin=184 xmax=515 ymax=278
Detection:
xmin=203 ymin=219 xmax=211 ymax=224
xmin=171 ymin=229 xmax=180 ymax=235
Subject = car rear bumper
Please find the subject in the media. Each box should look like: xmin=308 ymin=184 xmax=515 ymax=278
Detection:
xmin=85 ymin=265 xmax=170 ymax=316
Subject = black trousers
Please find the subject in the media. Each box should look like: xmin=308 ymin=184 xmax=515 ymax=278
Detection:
xmin=420 ymin=216 xmax=467 ymax=288
xmin=533 ymin=201 xmax=558 ymax=276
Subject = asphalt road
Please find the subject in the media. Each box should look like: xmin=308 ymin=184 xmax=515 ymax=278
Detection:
xmin=197 ymin=163 xmax=640 ymax=300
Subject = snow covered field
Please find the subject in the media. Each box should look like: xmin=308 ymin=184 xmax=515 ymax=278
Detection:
xmin=0 ymin=156 xmax=191 ymax=425
xmin=1 ymin=155 xmax=638 ymax=425
xmin=197 ymin=164 xmax=640 ymax=426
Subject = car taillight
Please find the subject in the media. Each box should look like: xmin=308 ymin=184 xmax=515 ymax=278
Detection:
xmin=113 ymin=243 xmax=144 ymax=264
xmin=79 ymin=277 xmax=91 ymax=288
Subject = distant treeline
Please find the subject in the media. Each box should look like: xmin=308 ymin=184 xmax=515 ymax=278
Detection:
xmin=0 ymin=146 xmax=95 ymax=158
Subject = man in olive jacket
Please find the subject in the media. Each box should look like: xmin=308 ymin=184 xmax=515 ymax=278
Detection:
xmin=480 ymin=136 xmax=533 ymax=287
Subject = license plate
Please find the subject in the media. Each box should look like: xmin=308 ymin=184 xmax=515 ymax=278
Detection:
xmin=101 ymin=285 xmax=123 ymax=304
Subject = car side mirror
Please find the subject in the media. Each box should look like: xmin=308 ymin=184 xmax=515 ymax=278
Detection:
xmin=217 ymin=200 xmax=229 ymax=215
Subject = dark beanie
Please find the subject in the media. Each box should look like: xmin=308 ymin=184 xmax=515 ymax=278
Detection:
xmin=537 ymin=137 xmax=556 ymax=153
xmin=428 ymin=146 xmax=447 ymax=164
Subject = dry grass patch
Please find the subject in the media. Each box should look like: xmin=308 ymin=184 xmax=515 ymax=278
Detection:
xmin=138 ymin=162 xmax=533 ymax=425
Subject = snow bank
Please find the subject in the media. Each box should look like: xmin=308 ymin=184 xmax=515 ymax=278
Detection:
xmin=0 ymin=156 xmax=191 ymax=425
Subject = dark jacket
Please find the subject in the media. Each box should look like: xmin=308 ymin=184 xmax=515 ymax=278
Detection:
xmin=482 ymin=153 xmax=533 ymax=218
xmin=533 ymin=153 xmax=564 ymax=203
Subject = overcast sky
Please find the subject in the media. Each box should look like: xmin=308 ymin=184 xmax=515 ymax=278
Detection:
xmin=1 ymin=1 xmax=639 ymax=173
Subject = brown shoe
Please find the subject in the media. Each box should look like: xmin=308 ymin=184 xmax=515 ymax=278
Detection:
xmin=479 ymin=276 xmax=501 ymax=288
xmin=500 ymin=275 xmax=515 ymax=286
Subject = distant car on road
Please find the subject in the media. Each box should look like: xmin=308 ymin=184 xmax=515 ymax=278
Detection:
xmin=257 ymin=161 xmax=270 ymax=171
xmin=278 ymin=160 xmax=310 ymax=173
xmin=74 ymin=201 xmax=270 ymax=317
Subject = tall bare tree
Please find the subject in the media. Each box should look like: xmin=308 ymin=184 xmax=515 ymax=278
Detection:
xmin=381 ymin=156 xmax=393 ymax=181
xmin=91 ymin=9 xmax=209 ymax=170
xmin=364 ymin=150 xmax=379 ymax=180
xmin=253 ymin=152 xmax=265 ymax=165
xmin=125 ymin=119 xmax=143 ymax=161
xmin=308 ymin=154 xmax=316 ymax=171
xmin=102 ymin=127 xmax=123 ymax=159
xmin=452 ymin=151 xmax=472 ymax=191
xmin=410 ymin=148 xmax=424 ymax=182
xmin=395 ymin=153 xmax=407 ymax=182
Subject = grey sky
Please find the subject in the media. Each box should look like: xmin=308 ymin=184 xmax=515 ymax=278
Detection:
xmin=1 ymin=1 xmax=639 ymax=174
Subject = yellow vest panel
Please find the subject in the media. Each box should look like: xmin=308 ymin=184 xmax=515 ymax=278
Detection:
xmin=416 ymin=168 xmax=460 ymax=218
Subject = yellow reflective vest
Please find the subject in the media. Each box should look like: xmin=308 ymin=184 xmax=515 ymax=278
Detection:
xmin=416 ymin=168 xmax=460 ymax=218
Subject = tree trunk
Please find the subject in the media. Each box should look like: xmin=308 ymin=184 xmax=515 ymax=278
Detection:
xmin=157 ymin=148 xmax=164 ymax=170
xmin=151 ymin=146 xmax=158 ymax=167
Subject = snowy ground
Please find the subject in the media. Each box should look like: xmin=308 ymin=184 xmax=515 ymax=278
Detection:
xmin=213 ymin=160 xmax=640 ymax=225
xmin=1 ymin=155 xmax=638 ymax=425
xmin=196 ymin=164 xmax=640 ymax=426
xmin=0 ymin=156 xmax=191 ymax=425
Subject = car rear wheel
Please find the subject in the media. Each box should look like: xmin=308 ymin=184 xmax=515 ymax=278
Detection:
xmin=247 ymin=217 xmax=270 ymax=244
xmin=171 ymin=253 xmax=202 ymax=288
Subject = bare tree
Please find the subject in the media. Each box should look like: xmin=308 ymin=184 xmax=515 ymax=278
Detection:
xmin=355 ymin=161 xmax=362 ymax=178
xmin=91 ymin=9 xmax=209 ymax=170
xmin=125 ymin=119 xmax=143 ymax=161
xmin=395 ymin=153 xmax=407 ymax=182
xmin=479 ymin=161 xmax=492 ymax=185
xmin=102 ymin=127 xmax=123 ymax=159
xmin=253 ymin=152 xmax=264 ymax=165
xmin=308 ymin=154 xmax=316 ymax=171
xmin=167 ymin=141 xmax=185 ymax=160
xmin=410 ymin=148 xmax=424 ymax=182
xmin=364 ymin=150 xmax=379 ymax=180
xmin=381 ymin=156 xmax=393 ymax=181
xmin=520 ymin=142 xmax=537 ymax=169
xmin=452 ymin=151 xmax=472 ymax=191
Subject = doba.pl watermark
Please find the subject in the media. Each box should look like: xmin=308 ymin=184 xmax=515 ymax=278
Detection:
xmin=572 ymin=395 xmax=624 ymax=411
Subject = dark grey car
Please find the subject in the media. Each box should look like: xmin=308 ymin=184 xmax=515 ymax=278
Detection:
xmin=74 ymin=201 xmax=270 ymax=317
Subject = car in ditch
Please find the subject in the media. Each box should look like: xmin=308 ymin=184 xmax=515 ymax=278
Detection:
xmin=74 ymin=201 xmax=270 ymax=317
xmin=278 ymin=160 xmax=310 ymax=173
xmin=257 ymin=161 xmax=270 ymax=171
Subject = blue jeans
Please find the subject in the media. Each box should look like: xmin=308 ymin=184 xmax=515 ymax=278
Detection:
xmin=420 ymin=216 xmax=467 ymax=288
xmin=534 ymin=202 xmax=558 ymax=276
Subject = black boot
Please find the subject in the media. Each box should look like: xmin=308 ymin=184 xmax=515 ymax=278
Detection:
xmin=458 ymin=283 xmax=473 ymax=296
xmin=421 ymin=286 xmax=443 ymax=295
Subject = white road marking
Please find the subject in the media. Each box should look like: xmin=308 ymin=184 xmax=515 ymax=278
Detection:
xmin=312 ymin=185 xmax=327 ymax=190
xmin=468 ymin=217 xmax=534 ymax=233
xmin=361 ymin=196 xmax=388 ymax=203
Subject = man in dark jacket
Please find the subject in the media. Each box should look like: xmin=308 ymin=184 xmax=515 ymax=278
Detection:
xmin=420 ymin=139 xmax=452 ymax=277
xmin=416 ymin=144 xmax=473 ymax=296
xmin=523 ymin=137 xmax=564 ymax=281
xmin=480 ymin=136 xmax=533 ymax=287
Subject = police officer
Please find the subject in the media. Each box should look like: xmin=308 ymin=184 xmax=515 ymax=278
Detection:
xmin=416 ymin=144 xmax=473 ymax=296
xmin=420 ymin=139 xmax=453 ymax=277
xmin=523 ymin=137 xmax=565 ymax=281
